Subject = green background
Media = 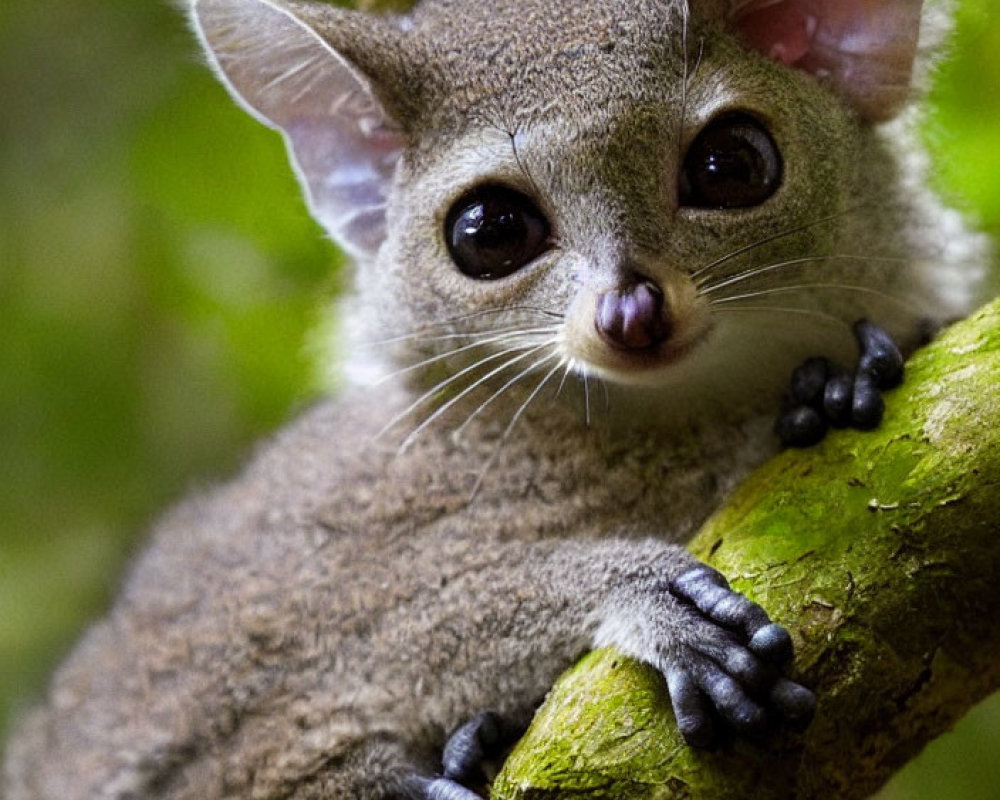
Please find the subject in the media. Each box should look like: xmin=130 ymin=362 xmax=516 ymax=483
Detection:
xmin=0 ymin=1 xmax=997 ymax=796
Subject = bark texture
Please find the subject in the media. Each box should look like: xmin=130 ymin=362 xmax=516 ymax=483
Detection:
xmin=492 ymin=300 xmax=1000 ymax=799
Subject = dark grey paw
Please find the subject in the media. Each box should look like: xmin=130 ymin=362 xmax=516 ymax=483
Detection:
xmin=441 ymin=711 xmax=507 ymax=784
xmin=776 ymin=319 xmax=904 ymax=448
xmin=667 ymin=565 xmax=816 ymax=746
xmin=410 ymin=711 xmax=523 ymax=799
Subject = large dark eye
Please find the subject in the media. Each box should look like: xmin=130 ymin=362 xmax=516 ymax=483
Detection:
xmin=679 ymin=113 xmax=782 ymax=209
xmin=445 ymin=185 xmax=551 ymax=280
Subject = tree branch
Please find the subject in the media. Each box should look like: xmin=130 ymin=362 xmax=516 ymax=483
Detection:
xmin=493 ymin=298 xmax=1000 ymax=800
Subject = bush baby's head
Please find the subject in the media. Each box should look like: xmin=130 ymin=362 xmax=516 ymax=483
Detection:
xmin=191 ymin=0 xmax=970 ymax=419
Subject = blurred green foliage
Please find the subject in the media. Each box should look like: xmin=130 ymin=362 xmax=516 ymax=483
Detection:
xmin=0 ymin=0 xmax=336 ymax=740
xmin=0 ymin=0 xmax=997 ymax=796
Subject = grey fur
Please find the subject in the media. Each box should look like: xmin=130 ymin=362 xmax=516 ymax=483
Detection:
xmin=2 ymin=0 xmax=987 ymax=797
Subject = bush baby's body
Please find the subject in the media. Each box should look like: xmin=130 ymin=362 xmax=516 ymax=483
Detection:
xmin=3 ymin=0 xmax=985 ymax=797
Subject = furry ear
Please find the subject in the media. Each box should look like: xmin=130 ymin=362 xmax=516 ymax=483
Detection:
xmin=727 ymin=0 xmax=924 ymax=122
xmin=190 ymin=0 xmax=407 ymax=258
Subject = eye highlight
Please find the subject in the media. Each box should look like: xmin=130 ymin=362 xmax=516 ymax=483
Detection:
xmin=679 ymin=113 xmax=782 ymax=210
xmin=445 ymin=185 xmax=551 ymax=280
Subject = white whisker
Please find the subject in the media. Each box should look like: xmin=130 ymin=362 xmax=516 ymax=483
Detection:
xmin=689 ymin=208 xmax=862 ymax=282
xmin=710 ymin=304 xmax=849 ymax=329
xmin=554 ymin=361 xmax=573 ymax=399
xmin=361 ymin=306 xmax=562 ymax=347
xmin=376 ymin=344 xmax=539 ymax=441
xmin=698 ymin=254 xmax=907 ymax=295
xmin=709 ymin=282 xmax=922 ymax=313
xmin=363 ymin=323 xmax=557 ymax=350
xmin=372 ymin=326 xmax=560 ymax=384
xmin=453 ymin=348 xmax=560 ymax=437
xmin=468 ymin=356 xmax=564 ymax=500
xmin=397 ymin=342 xmax=553 ymax=452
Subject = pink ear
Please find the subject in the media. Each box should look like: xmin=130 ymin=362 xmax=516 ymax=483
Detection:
xmin=729 ymin=0 xmax=923 ymax=122
xmin=192 ymin=0 xmax=406 ymax=259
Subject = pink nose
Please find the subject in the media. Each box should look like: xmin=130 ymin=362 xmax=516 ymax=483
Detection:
xmin=595 ymin=281 xmax=670 ymax=351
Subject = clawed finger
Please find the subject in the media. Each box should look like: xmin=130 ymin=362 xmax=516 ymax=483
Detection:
xmin=690 ymin=659 xmax=767 ymax=738
xmin=667 ymin=666 xmax=714 ymax=747
xmin=854 ymin=319 xmax=904 ymax=389
xmin=690 ymin=635 xmax=771 ymax=691
xmin=670 ymin=567 xmax=771 ymax=641
xmin=769 ymin=677 xmax=817 ymax=728
xmin=441 ymin=711 xmax=503 ymax=782
xmin=748 ymin=623 xmax=793 ymax=665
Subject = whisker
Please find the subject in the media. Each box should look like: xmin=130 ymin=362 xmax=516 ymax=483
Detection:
xmin=375 ymin=344 xmax=541 ymax=441
xmin=708 ymin=282 xmax=923 ymax=314
xmin=698 ymin=254 xmax=908 ymax=295
xmin=689 ymin=207 xmax=866 ymax=283
xmin=468 ymin=356 xmax=564 ymax=500
xmin=709 ymin=304 xmax=850 ymax=330
xmin=582 ymin=367 xmax=592 ymax=427
xmin=372 ymin=326 xmax=560 ymax=385
xmin=365 ymin=323 xmax=559 ymax=350
xmin=554 ymin=361 xmax=573 ymax=399
xmin=397 ymin=342 xmax=553 ymax=452
xmin=453 ymin=347 xmax=560 ymax=437
xmin=361 ymin=306 xmax=562 ymax=347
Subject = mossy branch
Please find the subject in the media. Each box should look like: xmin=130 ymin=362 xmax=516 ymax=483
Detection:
xmin=491 ymin=299 xmax=1000 ymax=799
